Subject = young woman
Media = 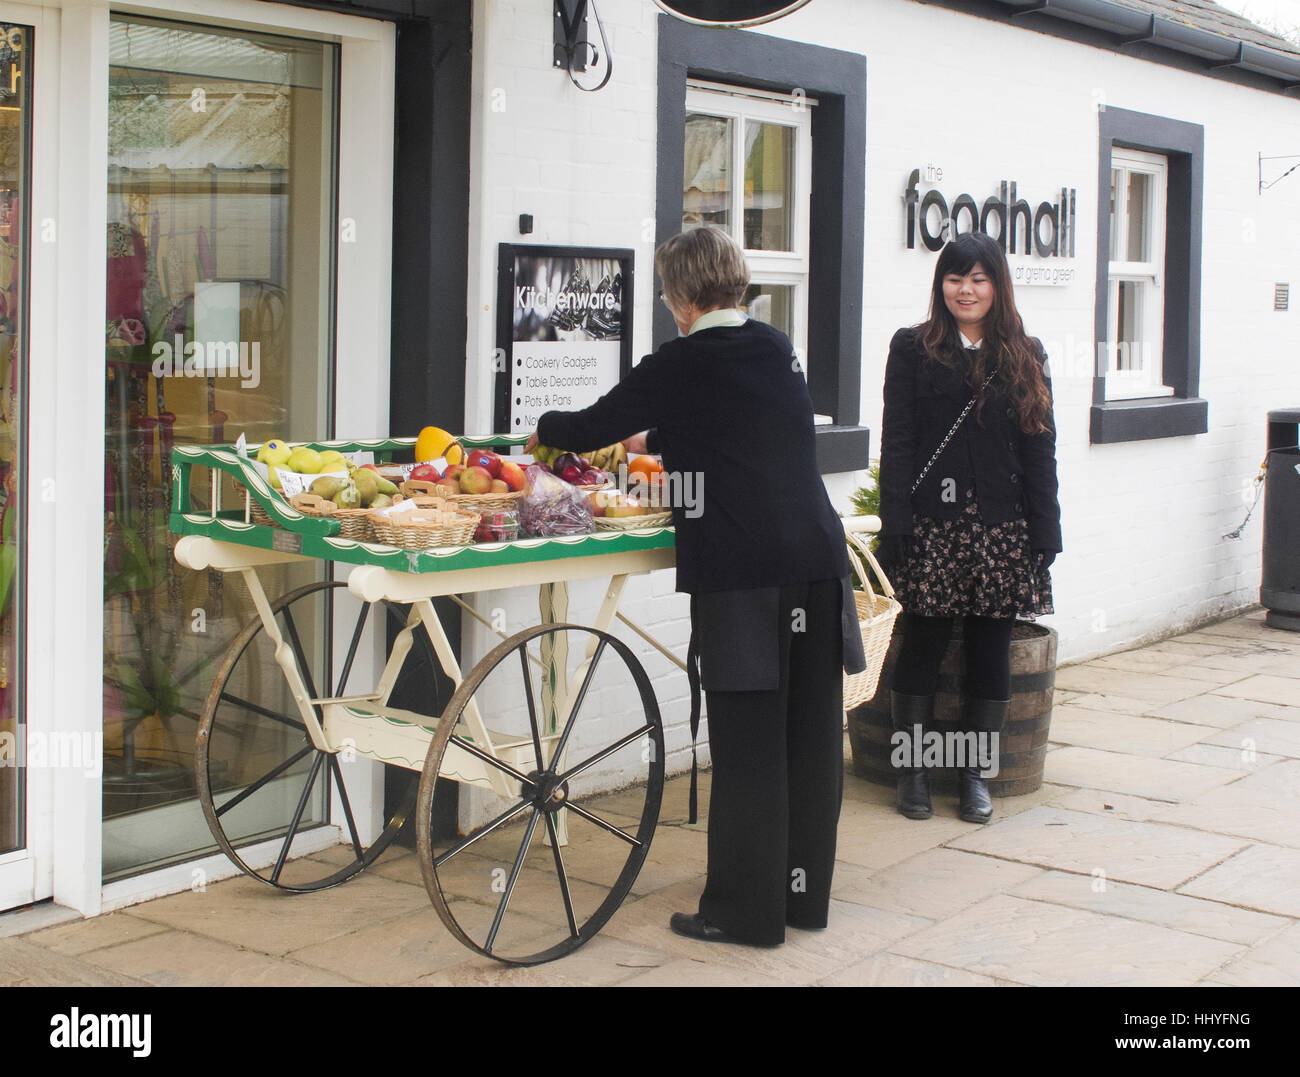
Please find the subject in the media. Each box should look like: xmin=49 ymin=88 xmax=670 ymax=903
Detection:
xmin=527 ymin=226 xmax=866 ymax=947
xmin=877 ymin=231 xmax=1060 ymax=824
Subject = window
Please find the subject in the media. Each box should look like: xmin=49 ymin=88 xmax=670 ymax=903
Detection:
xmin=1105 ymin=148 xmax=1169 ymax=400
xmin=1091 ymin=107 xmax=1206 ymax=445
xmin=683 ymin=81 xmax=813 ymax=380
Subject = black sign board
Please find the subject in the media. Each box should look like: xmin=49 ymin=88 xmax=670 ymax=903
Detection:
xmin=495 ymin=244 xmax=634 ymax=437
xmin=653 ymin=0 xmax=813 ymax=26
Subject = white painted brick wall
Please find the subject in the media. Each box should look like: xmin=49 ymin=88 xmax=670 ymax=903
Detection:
xmin=459 ymin=0 xmax=1300 ymax=795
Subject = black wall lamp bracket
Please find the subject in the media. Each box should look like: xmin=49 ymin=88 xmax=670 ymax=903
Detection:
xmin=554 ymin=0 xmax=613 ymax=92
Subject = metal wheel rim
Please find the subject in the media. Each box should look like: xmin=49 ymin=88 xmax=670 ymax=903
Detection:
xmin=415 ymin=622 xmax=664 ymax=965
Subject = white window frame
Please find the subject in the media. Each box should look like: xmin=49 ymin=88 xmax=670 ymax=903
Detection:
xmin=1106 ymin=147 xmax=1172 ymax=401
xmin=684 ymin=81 xmax=813 ymax=381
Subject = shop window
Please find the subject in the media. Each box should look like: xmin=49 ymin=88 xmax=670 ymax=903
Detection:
xmin=1092 ymin=108 xmax=1206 ymax=444
xmin=1105 ymin=148 xmax=1169 ymax=400
xmin=656 ymin=16 xmax=867 ymax=473
xmin=683 ymin=82 xmax=813 ymax=381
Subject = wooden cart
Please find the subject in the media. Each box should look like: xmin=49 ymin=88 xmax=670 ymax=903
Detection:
xmin=169 ymin=436 xmax=680 ymax=965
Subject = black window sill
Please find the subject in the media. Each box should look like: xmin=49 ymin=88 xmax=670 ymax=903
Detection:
xmin=1090 ymin=397 xmax=1208 ymax=444
xmin=815 ymin=424 xmax=870 ymax=475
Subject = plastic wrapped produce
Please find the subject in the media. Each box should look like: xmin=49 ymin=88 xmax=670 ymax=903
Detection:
xmin=518 ymin=464 xmax=594 ymax=537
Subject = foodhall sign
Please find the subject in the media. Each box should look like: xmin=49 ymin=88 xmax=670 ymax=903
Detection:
xmin=904 ymin=167 xmax=1078 ymax=283
xmin=653 ymin=1 xmax=813 ymax=26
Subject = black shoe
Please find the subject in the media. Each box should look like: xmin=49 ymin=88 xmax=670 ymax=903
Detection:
xmin=891 ymin=690 xmax=935 ymax=820
xmin=669 ymin=912 xmax=780 ymax=947
xmin=957 ymin=696 xmax=1008 ymax=824
xmin=957 ymin=767 xmax=993 ymax=824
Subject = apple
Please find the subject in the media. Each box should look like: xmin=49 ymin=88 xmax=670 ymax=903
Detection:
xmin=467 ymin=449 xmax=502 ymax=478
xmin=257 ymin=438 xmax=292 ymax=468
xmin=459 ymin=466 xmax=493 ymax=495
xmin=360 ymin=463 xmax=381 ymax=474
xmin=604 ymin=496 xmax=647 ymax=518
xmin=409 ymin=463 xmax=441 ymax=483
xmin=499 ymin=460 xmax=526 ymax=492
xmin=559 ymin=464 xmax=583 ymax=484
xmin=444 ymin=464 xmax=466 ymax=484
xmin=489 ymin=479 xmax=509 ymax=493
xmin=434 ymin=478 xmax=459 ymax=496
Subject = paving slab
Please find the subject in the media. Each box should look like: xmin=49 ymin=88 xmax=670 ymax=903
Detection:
xmin=830 ymin=848 xmax=1043 ymax=920
xmin=123 ymin=866 xmax=432 ymax=956
xmin=1210 ymin=921 xmax=1300 ymax=987
xmin=890 ymin=893 xmax=1242 ymax=986
xmin=78 ymin=928 xmax=362 ymax=986
xmin=1150 ymin=663 xmax=1254 ymax=686
xmin=1053 ymin=666 xmax=1208 ymax=704
xmin=1200 ymin=718 xmax=1300 ymax=760
xmin=1144 ymin=695 xmax=1298 ymax=728
xmin=616 ymin=957 xmax=792 ymax=986
xmin=1038 ymin=784 xmax=1177 ymax=823
xmin=1010 ymin=869 xmax=1290 ymax=945
xmin=1043 ymin=746 xmax=1244 ymax=802
xmin=1048 ymin=705 xmax=1213 ymax=757
xmin=945 ymin=806 xmax=1248 ymax=889
xmin=1177 ymin=843 xmax=1300 ymax=918
xmin=411 ymin=935 xmax=674 ymax=986
xmin=0 ymin=936 xmax=151 ymax=987
xmin=1156 ymin=760 xmax=1300 ymax=848
xmin=1163 ymin=742 xmax=1284 ymax=772
xmin=1212 ymin=675 xmax=1300 ymax=707
xmin=1063 ymin=692 xmax=1180 ymax=717
xmin=817 ymin=951 xmax=1005 ymax=987
xmin=24 ymin=911 xmax=171 ymax=957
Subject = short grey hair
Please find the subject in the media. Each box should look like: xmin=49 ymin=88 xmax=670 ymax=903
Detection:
xmin=655 ymin=227 xmax=750 ymax=312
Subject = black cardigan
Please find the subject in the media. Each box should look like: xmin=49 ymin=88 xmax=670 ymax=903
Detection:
xmin=536 ymin=319 xmax=852 ymax=595
xmin=879 ymin=327 xmax=1062 ymax=552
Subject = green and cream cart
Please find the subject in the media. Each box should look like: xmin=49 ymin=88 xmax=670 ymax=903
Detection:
xmin=169 ymin=436 xmax=679 ymax=966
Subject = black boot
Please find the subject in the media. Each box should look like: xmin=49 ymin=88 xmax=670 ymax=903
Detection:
xmin=891 ymin=690 xmax=934 ymax=820
xmin=957 ymin=696 xmax=1008 ymax=824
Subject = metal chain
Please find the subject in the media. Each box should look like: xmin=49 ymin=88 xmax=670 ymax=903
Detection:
xmin=911 ymin=370 xmax=997 ymax=495
xmin=1222 ymin=446 xmax=1298 ymax=540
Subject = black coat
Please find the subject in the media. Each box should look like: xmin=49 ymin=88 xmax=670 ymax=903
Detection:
xmin=879 ymin=327 xmax=1062 ymax=552
xmin=536 ymin=318 xmax=865 ymax=675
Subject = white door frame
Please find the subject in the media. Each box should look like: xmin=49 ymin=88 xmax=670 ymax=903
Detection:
xmin=0 ymin=0 xmax=58 ymax=914
xmin=3 ymin=0 xmax=394 ymax=918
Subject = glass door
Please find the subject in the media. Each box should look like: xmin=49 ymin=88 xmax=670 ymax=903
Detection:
xmin=101 ymin=14 xmax=338 ymax=879
xmin=0 ymin=8 xmax=33 ymax=911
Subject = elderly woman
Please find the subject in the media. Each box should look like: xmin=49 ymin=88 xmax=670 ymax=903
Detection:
xmin=527 ymin=226 xmax=865 ymax=948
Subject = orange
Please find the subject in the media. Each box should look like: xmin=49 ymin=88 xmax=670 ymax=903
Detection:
xmin=627 ymin=455 xmax=663 ymax=479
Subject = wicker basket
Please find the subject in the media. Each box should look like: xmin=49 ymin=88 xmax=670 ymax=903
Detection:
xmin=842 ymin=522 xmax=903 ymax=710
xmin=289 ymin=492 xmax=404 ymax=541
xmin=400 ymin=477 xmax=524 ymax=514
xmin=594 ymin=510 xmax=674 ymax=531
xmin=368 ymin=498 xmax=479 ymax=549
xmin=234 ymin=478 xmax=285 ymax=527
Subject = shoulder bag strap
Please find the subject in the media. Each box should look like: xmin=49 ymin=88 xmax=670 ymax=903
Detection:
xmin=911 ymin=368 xmax=997 ymax=495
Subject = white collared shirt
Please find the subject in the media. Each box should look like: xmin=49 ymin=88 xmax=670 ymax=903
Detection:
xmin=687 ymin=308 xmax=747 ymax=335
xmin=960 ymin=331 xmax=982 ymax=349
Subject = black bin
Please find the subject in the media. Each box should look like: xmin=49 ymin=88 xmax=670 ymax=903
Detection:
xmin=1262 ymin=408 xmax=1300 ymax=630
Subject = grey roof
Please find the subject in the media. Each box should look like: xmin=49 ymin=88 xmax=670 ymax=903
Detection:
xmin=1105 ymin=0 xmax=1300 ymax=57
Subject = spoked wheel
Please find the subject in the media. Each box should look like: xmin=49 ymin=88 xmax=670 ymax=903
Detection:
xmin=416 ymin=623 xmax=664 ymax=965
xmin=196 ymin=580 xmax=444 ymax=892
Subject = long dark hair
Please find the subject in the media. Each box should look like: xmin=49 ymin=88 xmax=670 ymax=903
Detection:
xmin=917 ymin=232 xmax=1052 ymax=434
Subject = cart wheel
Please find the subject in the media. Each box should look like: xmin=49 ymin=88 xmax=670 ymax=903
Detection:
xmin=416 ymin=623 xmax=664 ymax=965
xmin=196 ymin=580 xmax=444 ymax=892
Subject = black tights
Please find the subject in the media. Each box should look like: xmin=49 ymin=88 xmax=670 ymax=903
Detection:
xmin=892 ymin=612 xmax=1014 ymax=700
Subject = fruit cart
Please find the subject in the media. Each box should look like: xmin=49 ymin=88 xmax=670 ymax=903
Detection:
xmin=169 ymin=435 xmax=679 ymax=966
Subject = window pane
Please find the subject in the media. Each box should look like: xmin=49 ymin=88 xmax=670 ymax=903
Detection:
xmin=743 ymin=283 xmax=794 ymax=341
xmin=0 ymin=22 xmax=31 ymax=857
xmin=1115 ymin=280 xmax=1144 ymax=372
xmin=744 ymin=121 xmax=794 ymax=251
xmin=103 ymin=15 xmax=337 ymax=879
xmin=684 ymin=113 xmax=731 ymax=231
xmin=1126 ymin=172 xmax=1150 ymax=262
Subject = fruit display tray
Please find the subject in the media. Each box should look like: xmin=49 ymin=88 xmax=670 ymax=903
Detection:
xmin=168 ymin=436 xmax=676 ymax=574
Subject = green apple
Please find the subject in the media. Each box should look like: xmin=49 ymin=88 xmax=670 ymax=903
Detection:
xmin=287 ymin=447 xmax=323 ymax=474
xmin=318 ymin=450 xmax=348 ymax=469
xmin=257 ymin=438 xmax=292 ymax=468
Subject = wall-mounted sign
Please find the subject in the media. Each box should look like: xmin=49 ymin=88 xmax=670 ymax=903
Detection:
xmin=653 ymin=1 xmax=814 ymax=27
xmin=495 ymin=244 xmax=634 ymax=435
xmin=904 ymin=168 xmax=1077 ymax=261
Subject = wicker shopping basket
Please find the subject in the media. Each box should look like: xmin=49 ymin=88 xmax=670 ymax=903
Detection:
xmin=842 ymin=518 xmax=902 ymax=710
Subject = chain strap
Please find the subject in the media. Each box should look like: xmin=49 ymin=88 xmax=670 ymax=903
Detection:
xmin=911 ymin=369 xmax=998 ymax=495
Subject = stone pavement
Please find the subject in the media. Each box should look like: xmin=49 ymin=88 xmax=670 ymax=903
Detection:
xmin=2 ymin=607 xmax=1298 ymax=986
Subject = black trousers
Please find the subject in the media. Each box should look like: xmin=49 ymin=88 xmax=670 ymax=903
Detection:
xmin=696 ymin=577 xmax=845 ymax=945
xmin=892 ymin=612 xmax=1014 ymax=700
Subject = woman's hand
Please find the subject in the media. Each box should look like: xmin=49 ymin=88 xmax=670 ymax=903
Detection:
xmin=523 ymin=431 xmax=539 ymax=454
xmin=621 ymin=431 xmax=650 ymax=455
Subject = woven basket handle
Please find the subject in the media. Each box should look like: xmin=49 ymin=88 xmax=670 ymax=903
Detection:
xmin=842 ymin=517 xmax=896 ymax=600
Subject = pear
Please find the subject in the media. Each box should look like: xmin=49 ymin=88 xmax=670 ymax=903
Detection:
xmin=334 ymin=482 xmax=361 ymax=511
xmin=311 ymin=476 xmax=346 ymax=501
xmin=353 ymin=468 xmax=379 ymax=507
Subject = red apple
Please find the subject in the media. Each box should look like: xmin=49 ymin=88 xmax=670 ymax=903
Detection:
xmin=459 ymin=466 xmax=493 ymax=494
xmin=499 ymin=460 xmax=526 ymax=492
xmin=559 ymin=464 xmax=582 ymax=484
xmin=360 ymin=463 xmax=381 ymax=473
xmin=467 ymin=449 xmax=501 ymax=478
xmin=434 ymin=478 xmax=459 ymax=497
xmin=409 ymin=463 xmax=441 ymax=483
xmin=490 ymin=479 xmax=509 ymax=493
xmin=444 ymin=464 xmax=466 ymax=484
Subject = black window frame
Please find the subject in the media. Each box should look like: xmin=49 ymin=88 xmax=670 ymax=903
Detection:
xmin=655 ymin=14 xmax=868 ymax=474
xmin=1092 ymin=107 xmax=1207 ymax=444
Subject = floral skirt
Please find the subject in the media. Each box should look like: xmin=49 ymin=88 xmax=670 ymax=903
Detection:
xmin=889 ymin=487 xmax=1054 ymax=619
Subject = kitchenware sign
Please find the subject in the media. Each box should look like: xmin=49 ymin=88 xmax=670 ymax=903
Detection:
xmin=496 ymin=243 xmax=634 ymax=435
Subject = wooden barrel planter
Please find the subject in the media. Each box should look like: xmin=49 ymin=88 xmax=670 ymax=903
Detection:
xmin=846 ymin=620 xmax=1058 ymax=797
